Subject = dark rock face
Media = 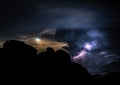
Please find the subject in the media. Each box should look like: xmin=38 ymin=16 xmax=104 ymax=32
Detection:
xmin=0 ymin=40 xmax=120 ymax=82
xmin=3 ymin=40 xmax=37 ymax=56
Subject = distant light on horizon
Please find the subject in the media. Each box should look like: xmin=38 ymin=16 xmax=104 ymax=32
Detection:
xmin=19 ymin=36 xmax=68 ymax=52
xmin=34 ymin=38 xmax=41 ymax=42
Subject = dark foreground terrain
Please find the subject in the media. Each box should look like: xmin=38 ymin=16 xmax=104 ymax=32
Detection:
xmin=0 ymin=40 xmax=120 ymax=83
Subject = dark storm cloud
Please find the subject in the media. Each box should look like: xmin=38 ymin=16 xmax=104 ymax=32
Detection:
xmin=55 ymin=28 xmax=120 ymax=75
xmin=15 ymin=1 xmax=110 ymax=29
xmin=0 ymin=0 xmax=37 ymax=39
xmin=38 ymin=8 xmax=104 ymax=28
xmin=0 ymin=0 xmax=120 ymax=75
xmin=0 ymin=0 xmax=120 ymax=39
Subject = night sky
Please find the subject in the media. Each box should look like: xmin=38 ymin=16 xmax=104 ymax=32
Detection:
xmin=0 ymin=0 xmax=120 ymax=75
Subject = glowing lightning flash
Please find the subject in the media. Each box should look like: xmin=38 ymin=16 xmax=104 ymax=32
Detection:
xmin=73 ymin=50 xmax=87 ymax=60
xmin=73 ymin=42 xmax=94 ymax=60
xmin=84 ymin=43 xmax=93 ymax=51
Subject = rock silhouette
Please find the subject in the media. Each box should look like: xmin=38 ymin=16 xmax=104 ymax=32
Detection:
xmin=0 ymin=40 xmax=120 ymax=81
xmin=3 ymin=40 xmax=37 ymax=56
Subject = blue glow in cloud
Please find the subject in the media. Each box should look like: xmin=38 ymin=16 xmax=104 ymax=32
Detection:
xmin=87 ymin=29 xmax=103 ymax=38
